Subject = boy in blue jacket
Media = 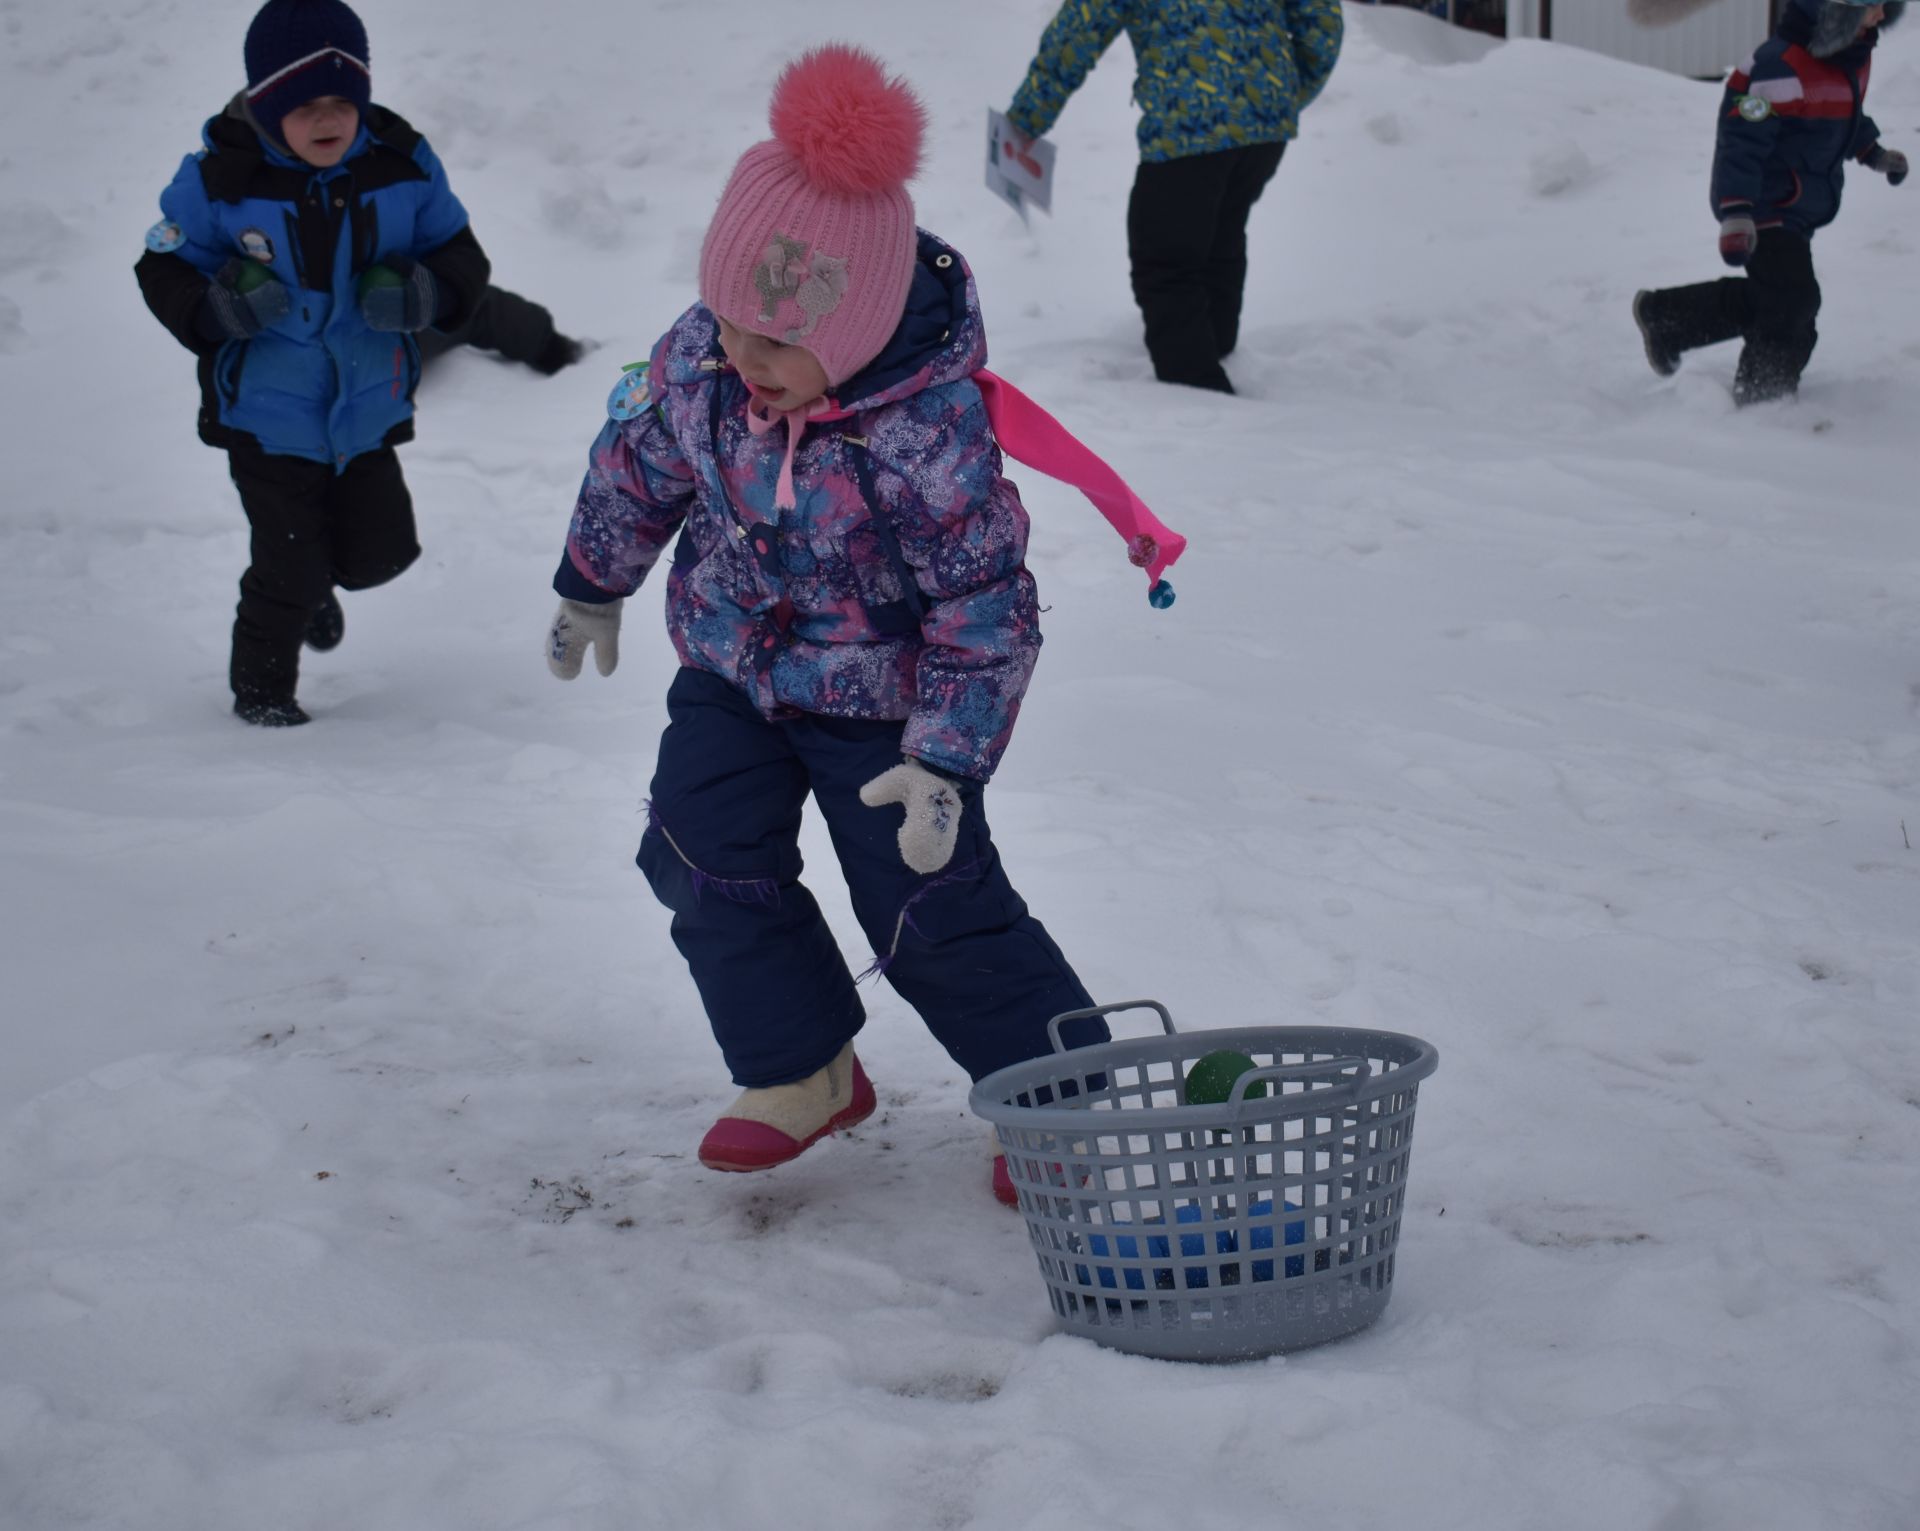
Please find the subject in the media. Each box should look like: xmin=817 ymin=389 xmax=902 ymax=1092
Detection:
xmin=1632 ymin=1 xmax=1907 ymax=406
xmin=136 ymin=0 xmax=490 ymax=725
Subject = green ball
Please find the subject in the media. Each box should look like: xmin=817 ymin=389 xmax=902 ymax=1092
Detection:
xmin=234 ymin=260 xmax=273 ymax=293
xmin=1184 ymin=1050 xmax=1268 ymax=1106
xmin=357 ymin=264 xmax=405 ymax=296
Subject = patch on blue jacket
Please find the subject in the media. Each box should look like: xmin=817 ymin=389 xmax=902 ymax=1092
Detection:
xmin=145 ymin=219 xmax=185 ymax=254
xmin=607 ymin=363 xmax=652 ymax=421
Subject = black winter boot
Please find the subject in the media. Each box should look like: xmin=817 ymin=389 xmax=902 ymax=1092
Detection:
xmin=303 ymin=591 xmax=344 ymax=652
xmin=1630 ymin=280 xmax=1748 ymax=379
xmin=1732 ymin=339 xmax=1812 ymax=406
xmin=233 ymin=693 xmax=311 ymax=727
xmin=1632 ymin=290 xmax=1683 ymax=377
xmin=532 ymin=332 xmax=587 ymax=377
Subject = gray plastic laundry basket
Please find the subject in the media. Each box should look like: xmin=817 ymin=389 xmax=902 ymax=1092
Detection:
xmin=970 ymin=1001 xmax=1440 ymax=1363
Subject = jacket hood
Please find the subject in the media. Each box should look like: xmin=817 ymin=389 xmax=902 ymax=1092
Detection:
xmin=1784 ymin=1 xmax=1902 ymax=55
xmin=203 ymin=94 xmax=386 ymax=181
xmin=193 ymin=99 xmax=425 ymax=210
xmin=216 ymin=92 xmax=299 ymax=165
xmin=830 ymin=230 xmax=986 ymax=411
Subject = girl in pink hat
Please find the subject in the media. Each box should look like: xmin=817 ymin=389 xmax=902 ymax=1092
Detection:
xmin=543 ymin=45 xmax=1130 ymax=1200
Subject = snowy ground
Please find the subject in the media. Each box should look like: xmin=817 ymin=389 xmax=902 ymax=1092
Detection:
xmin=4 ymin=2 xmax=1919 ymax=1527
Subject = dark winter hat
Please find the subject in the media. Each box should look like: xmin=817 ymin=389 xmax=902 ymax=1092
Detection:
xmin=243 ymin=0 xmax=371 ymax=139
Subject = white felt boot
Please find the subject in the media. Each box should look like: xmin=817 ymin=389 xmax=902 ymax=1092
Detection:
xmin=698 ymin=1042 xmax=876 ymax=1172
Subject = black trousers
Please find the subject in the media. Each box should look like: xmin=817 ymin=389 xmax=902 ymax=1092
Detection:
xmin=1126 ymin=140 xmax=1286 ymax=392
xmin=226 ymin=442 xmax=419 ymax=701
xmin=416 ymin=285 xmax=558 ymax=369
xmin=1638 ymin=229 xmax=1821 ymax=404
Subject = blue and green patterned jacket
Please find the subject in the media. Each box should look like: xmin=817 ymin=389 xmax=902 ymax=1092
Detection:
xmin=1006 ymin=0 xmax=1344 ymax=163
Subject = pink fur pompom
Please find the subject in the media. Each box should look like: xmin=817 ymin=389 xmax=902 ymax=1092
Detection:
xmin=768 ymin=44 xmax=926 ymax=197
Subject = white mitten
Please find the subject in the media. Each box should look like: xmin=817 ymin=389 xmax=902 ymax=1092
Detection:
xmin=859 ymin=758 xmax=964 ymax=874
xmin=546 ymin=598 xmax=622 ymax=679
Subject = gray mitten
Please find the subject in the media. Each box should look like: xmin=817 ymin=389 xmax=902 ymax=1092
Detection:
xmin=859 ymin=758 xmax=964 ymax=875
xmin=1865 ymin=145 xmax=1909 ymax=187
xmin=205 ymin=259 xmax=292 ymax=339
xmin=546 ymin=598 xmax=622 ymax=679
xmin=359 ymin=259 xmax=440 ymax=333
xmin=1718 ymin=215 xmax=1758 ymax=268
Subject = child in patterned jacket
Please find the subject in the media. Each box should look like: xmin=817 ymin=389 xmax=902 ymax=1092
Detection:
xmin=1003 ymin=0 xmax=1345 ymax=394
xmin=543 ymin=45 xmax=1123 ymax=1200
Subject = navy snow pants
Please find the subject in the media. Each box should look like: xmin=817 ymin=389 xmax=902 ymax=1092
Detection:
xmin=637 ymin=666 xmax=1109 ymax=1088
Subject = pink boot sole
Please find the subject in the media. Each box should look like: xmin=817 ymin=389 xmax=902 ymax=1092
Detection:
xmin=698 ymin=1058 xmax=877 ymax=1172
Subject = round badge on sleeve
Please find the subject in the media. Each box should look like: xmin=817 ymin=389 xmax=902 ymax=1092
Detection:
xmin=144 ymin=219 xmax=185 ymax=254
xmin=607 ymin=363 xmax=653 ymax=421
xmin=1737 ymin=95 xmax=1772 ymax=123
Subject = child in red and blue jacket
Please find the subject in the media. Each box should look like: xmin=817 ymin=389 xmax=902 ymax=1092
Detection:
xmin=543 ymin=46 xmax=1131 ymax=1199
xmin=1632 ymin=1 xmax=1907 ymax=405
xmin=136 ymin=0 xmax=489 ymax=725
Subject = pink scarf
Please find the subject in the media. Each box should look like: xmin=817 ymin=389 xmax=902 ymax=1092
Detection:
xmin=974 ymin=369 xmax=1186 ymax=605
xmin=745 ymin=393 xmax=834 ymax=512
xmin=744 ymin=371 xmax=1187 ymax=606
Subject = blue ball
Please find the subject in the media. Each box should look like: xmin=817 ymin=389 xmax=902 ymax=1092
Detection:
xmin=1246 ymin=1199 xmax=1309 ymax=1281
xmin=1079 ymin=1200 xmax=1308 ymax=1290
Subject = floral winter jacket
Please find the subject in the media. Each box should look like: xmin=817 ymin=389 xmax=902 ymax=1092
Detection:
xmin=1007 ymin=0 xmax=1344 ymax=163
xmin=555 ymin=233 xmax=1041 ymax=783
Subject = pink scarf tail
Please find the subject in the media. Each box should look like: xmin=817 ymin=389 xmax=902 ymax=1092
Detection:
xmin=974 ymin=368 xmax=1186 ymax=603
xmin=746 ymin=394 xmax=831 ymax=511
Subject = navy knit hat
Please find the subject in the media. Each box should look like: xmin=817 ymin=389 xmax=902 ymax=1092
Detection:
xmin=244 ymin=0 xmax=371 ymax=139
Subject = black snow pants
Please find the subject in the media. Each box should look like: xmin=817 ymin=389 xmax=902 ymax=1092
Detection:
xmin=1637 ymin=229 xmax=1822 ymax=405
xmin=226 ymin=442 xmax=419 ymax=703
xmin=1126 ymin=140 xmax=1286 ymax=392
xmin=417 ymin=284 xmax=563 ymax=371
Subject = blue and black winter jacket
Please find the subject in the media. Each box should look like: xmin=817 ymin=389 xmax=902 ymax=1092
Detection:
xmin=136 ymin=101 xmax=489 ymax=470
xmin=1709 ymin=1 xmax=1897 ymax=236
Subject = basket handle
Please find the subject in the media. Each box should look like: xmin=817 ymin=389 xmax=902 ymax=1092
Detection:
xmin=1045 ymin=999 xmax=1175 ymax=1054
xmin=1223 ymin=1056 xmax=1371 ymax=1115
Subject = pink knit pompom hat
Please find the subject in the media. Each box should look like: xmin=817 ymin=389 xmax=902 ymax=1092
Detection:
xmin=699 ymin=45 xmax=927 ymax=388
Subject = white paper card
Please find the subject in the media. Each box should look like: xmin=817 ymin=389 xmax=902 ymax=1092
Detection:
xmin=985 ymin=108 xmax=1055 ymax=219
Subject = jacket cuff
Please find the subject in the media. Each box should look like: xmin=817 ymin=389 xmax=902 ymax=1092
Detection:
xmin=910 ymin=756 xmax=975 ymax=787
xmin=900 ymin=736 xmax=990 ymax=785
xmin=1004 ymin=102 xmax=1048 ymax=141
xmin=553 ymin=552 xmax=622 ymax=604
xmin=193 ymin=292 xmax=236 ymax=346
